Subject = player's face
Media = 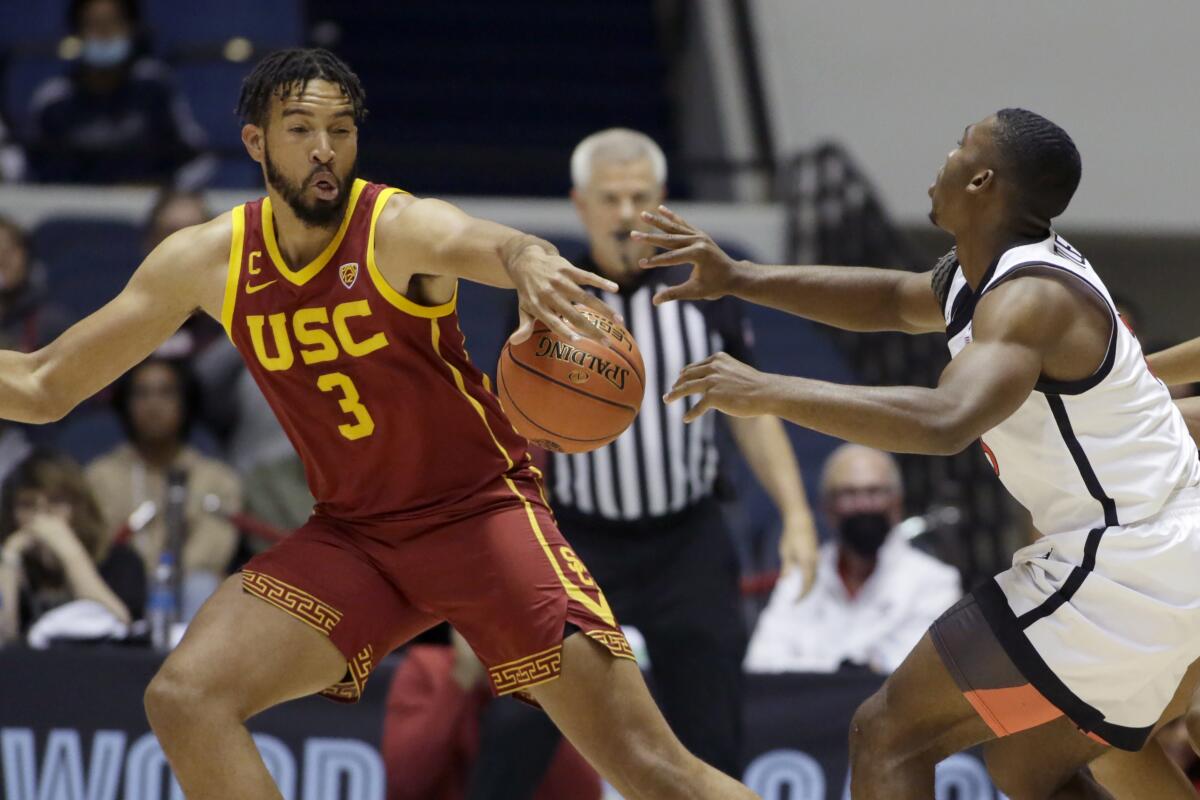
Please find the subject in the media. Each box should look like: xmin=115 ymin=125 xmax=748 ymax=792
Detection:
xmin=928 ymin=115 xmax=997 ymax=233
xmin=250 ymin=79 xmax=359 ymax=229
xmin=572 ymin=158 xmax=665 ymax=280
xmin=128 ymin=362 xmax=184 ymax=447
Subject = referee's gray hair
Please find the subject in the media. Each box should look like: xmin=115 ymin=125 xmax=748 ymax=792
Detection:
xmin=570 ymin=128 xmax=667 ymax=189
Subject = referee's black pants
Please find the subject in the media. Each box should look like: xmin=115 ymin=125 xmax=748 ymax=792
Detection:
xmin=464 ymin=498 xmax=747 ymax=797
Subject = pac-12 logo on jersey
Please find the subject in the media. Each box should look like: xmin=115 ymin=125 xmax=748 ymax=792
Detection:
xmin=339 ymin=262 xmax=359 ymax=289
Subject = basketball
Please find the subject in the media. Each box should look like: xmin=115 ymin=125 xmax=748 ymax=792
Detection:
xmin=498 ymin=306 xmax=645 ymax=453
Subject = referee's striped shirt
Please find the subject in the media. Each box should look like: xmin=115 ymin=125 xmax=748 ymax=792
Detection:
xmin=540 ymin=258 xmax=756 ymax=521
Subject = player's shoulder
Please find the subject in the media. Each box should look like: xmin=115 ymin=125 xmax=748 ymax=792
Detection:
xmin=973 ymin=267 xmax=1088 ymax=342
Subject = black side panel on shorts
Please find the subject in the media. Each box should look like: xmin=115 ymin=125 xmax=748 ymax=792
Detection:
xmin=975 ymin=580 xmax=1155 ymax=751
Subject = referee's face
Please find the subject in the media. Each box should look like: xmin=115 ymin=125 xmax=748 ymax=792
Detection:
xmin=572 ymin=158 xmax=665 ymax=282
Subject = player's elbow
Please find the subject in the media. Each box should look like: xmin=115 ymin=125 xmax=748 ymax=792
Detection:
xmin=26 ymin=359 xmax=76 ymax=424
xmin=924 ymin=415 xmax=978 ymax=456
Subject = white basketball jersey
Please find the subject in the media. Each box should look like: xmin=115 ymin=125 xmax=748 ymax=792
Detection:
xmin=938 ymin=233 xmax=1200 ymax=536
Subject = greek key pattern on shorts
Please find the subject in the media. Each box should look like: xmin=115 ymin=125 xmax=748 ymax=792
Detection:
xmin=587 ymin=629 xmax=637 ymax=661
xmin=241 ymin=570 xmax=343 ymax=635
xmin=488 ymin=645 xmax=563 ymax=695
xmin=323 ymin=644 xmax=374 ymax=702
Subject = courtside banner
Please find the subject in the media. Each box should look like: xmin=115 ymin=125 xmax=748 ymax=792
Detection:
xmin=0 ymin=646 xmax=391 ymax=800
xmin=0 ymin=648 xmax=1001 ymax=799
xmin=742 ymin=672 xmax=1003 ymax=800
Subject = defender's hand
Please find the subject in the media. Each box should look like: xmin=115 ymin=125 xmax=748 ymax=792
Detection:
xmin=664 ymin=352 xmax=775 ymax=423
xmin=506 ymin=246 xmax=620 ymax=345
xmin=633 ymin=205 xmax=745 ymax=306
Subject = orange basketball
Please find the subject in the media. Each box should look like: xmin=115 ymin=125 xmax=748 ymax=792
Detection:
xmin=498 ymin=306 xmax=645 ymax=454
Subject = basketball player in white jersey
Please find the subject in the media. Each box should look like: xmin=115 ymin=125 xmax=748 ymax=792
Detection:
xmin=637 ymin=108 xmax=1200 ymax=798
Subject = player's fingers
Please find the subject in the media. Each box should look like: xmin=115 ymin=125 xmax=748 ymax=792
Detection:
xmin=656 ymin=205 xmax=696 ymax=231
xmin=508 ymin=309 xmax=535 ymax=345
xmin=682 ymin=396 xmax=713 ymax=424
xmin=639 ymin=243 xmax=704 ymax=269
xmin=640 ymin=209 xmax=691 ymax=235
xmin=549 ymin=296 xmax=607 ymax=343
xmin=573 ymin=291 xmax=622 ymax=325
xmin=629 ymin=231 xmax=699 ymax=250
xmin=564 ymin=266 xmax=619 ymax=294
xmin=652 ymin=281 xmax=702 ymax=306
xmin=664 ymin=377 xmax=709 ymax=404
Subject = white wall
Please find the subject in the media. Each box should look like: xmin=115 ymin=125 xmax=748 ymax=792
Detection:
xmin=752 ymin=0 xmax=1200 ymax=233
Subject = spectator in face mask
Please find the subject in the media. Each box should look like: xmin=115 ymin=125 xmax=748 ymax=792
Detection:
xmin=26 ymin=0 xmax=214 ymax=188
xmin=743 ymin=444 xmax=961 ymax=674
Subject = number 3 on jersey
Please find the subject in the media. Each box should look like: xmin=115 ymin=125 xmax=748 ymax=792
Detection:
xmin=317 ymin=372 xmax=375 ymax=440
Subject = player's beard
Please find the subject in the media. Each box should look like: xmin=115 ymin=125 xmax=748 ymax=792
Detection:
xmin=263 ymin=144 xmax=358 ymax=229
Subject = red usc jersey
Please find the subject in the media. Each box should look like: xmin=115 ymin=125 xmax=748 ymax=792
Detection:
xmin=221 ymin=179 xmax=531 ymax=520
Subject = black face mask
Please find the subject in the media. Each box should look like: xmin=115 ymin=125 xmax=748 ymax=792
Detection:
xmin=837 ymin=512 xmax=892 ymax=558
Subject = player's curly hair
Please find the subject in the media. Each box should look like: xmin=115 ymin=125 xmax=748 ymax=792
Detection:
xmin=236 ymin=48 xmax=367 ymax=127
xmin=993 ymin=108 xmax=1081 ymax=222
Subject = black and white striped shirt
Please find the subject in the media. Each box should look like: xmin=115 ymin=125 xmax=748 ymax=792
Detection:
xmin=543 ymin=258 xmax=756 ymax=521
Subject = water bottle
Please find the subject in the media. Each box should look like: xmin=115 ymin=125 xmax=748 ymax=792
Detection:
xmin=149 ymin=468 xmax=189 ymax=651
xmin=148 ymin=549 xmax=177 ymax=652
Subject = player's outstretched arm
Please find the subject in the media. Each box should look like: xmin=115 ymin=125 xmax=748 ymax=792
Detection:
xmin=633 ymin=205 xmax=944 ymax=334
xmin=664 ymin=276 xmax=1071 ymax=455
xmin=375 ymin=195 xmax=618 ymax=344
xmin=0 ymin=220 xmax=223 ymax=424
xmin=1147 ymin=338 xmax=1200 ymax=386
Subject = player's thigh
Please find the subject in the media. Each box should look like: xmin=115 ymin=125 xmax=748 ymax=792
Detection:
xmin=982 ymin=716 xmax=1118 ymax=799
xmin=852 ymin=633 xmax=995 ymax=761
xmin=526 ymin=633 xmax=688 ymax=775
xmin=149 ymin=574 xmax=346 ymax=720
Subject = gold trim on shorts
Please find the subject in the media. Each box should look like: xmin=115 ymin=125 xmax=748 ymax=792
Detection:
xmin=241 ymin=570 xmax=343 ymax=634
xmin=488 ymin=629 xmax=638 ymax=696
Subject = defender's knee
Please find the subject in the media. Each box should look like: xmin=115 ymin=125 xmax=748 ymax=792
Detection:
xmin=849 ymin=691 xmax=894 ymax=763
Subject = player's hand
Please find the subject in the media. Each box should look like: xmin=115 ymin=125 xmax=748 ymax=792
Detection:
xmin=506 ymin=245 xmax=620 ymax=345
xmin=664 ymin=352 xmax=775 ymax=423
xmin=632 ymin=205 xmax=745 ymax=306
xmin=779 ymin=513 xmax=819 ymax=598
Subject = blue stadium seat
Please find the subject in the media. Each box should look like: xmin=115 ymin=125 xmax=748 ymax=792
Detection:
xmin=32 ymin=217 xmax=142 ymax=318
xmin=0 ymin=0 xmax=68 ymax=48
xmin=173 ymin=60 xmax=248 ymax=152
xmin=3 ymin=55 xmax=70 ymax=139
xmin=56 ymin=406 xmax=125 ymax=465
xmin=142 ymin=0 xmax=303 ymax=52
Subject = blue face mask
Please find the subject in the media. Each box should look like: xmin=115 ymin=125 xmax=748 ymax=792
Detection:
xmin=81 ymin=36 xmax=132 ymax=68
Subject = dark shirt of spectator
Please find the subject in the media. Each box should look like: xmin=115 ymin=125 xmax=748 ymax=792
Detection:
xmin=27 ymin=0 xmax=214 ymax=189
xmin=0 ymin=216 xmax=74 ymax=353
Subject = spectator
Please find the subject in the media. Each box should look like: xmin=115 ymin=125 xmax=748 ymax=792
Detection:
xmin=142 ymin=189 xmax=225 ymax=352
xmin=0 ymin=450 xmax=144 ymax=645
xmin=85 ymin=356 xmax=240 ymax=618
xmin=744 ymin=444 xmax=961 ymax=674
xmin=381 ymin=626 xmax=602 ymax=800
xmin=143 ymin=188 xmax=210 ymax=252
xmin=0 ymin=216 xmax=74 ymax=353
xmin=27 ymin=0 xmax=213 ymax=188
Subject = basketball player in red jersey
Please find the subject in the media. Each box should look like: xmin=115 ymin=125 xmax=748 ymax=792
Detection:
xmin=0 ymin=50 xmax=757 ymax=800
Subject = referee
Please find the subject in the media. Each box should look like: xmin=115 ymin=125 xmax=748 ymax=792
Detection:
xmin=547 ymin=128 xmax=817 ymax=773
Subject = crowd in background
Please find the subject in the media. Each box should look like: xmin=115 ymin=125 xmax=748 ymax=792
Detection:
xmin=0 ymin=0 xmax=1197 ymax=796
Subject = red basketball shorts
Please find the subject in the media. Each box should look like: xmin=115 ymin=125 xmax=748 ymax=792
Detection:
xmin=240 ymin=468 xmax=634 ymax=702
